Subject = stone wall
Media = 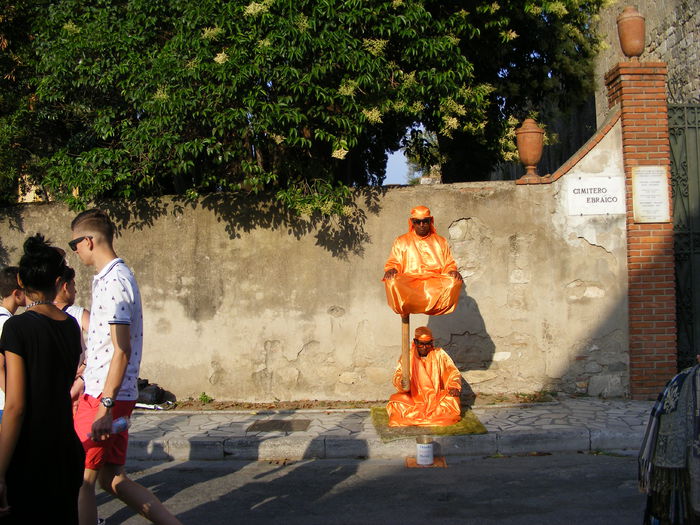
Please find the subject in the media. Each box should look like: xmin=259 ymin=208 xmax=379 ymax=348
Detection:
xmin=0 ymin=127 xmax=628 ymax=400
xmin=594 ymin=0 xmax=700 ymax=124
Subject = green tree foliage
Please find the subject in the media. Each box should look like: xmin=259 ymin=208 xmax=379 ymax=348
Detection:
xmin=437 ymin=0 xmax=608 ymax=181
xmin=0 ymin=0 xmax=607 ymax=212
xmin=0 ymin=0 xmax=40 ymax=204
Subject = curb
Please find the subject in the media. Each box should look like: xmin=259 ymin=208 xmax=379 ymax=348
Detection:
xmin=130 ymin=401 xmax=560 ymax=416
xmin=126 ymin=426 xmax=644 ymax=462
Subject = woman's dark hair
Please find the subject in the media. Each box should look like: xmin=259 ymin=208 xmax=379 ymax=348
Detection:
xmin=18 ymin=234 xmax=66 ymax=298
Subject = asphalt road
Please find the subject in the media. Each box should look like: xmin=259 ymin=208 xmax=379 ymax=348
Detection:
xmin=98 ymin=452 xmax=645 ymax=525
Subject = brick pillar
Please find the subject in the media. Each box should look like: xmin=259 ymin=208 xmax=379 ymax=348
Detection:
xmin=605 ymin=62 xmax=676 ymax=399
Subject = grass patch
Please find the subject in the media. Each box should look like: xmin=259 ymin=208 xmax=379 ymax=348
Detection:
xmin=198 ymin=392 xmax=214 ymax=404
xmin=371 ymin=407 xmax=487 ymax=442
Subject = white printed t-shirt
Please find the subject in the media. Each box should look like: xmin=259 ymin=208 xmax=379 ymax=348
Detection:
xmin=0 ymin=305 xmax=11 ymax=409
xmin=84 ymin=258 xmax=143 ymax=401
xmin=64 ymin=304 xmax=86 ymax=354
xmin=65 ymin=304 xmax=85 ymax=332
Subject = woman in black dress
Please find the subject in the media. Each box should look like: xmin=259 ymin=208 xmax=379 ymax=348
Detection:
xmin=0 ymin=234 xmax=85 ymax=523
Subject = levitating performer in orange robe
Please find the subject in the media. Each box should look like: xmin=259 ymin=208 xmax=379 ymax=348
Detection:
xmin=382 ymin=206 xmax=462 ymax=316
xmin=387 ymin=326 xmax=461 ymax=427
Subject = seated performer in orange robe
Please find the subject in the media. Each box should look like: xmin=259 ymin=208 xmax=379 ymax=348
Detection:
xmin=382 ymin=206 xmax=462 ymax=316
xmin=387 ymin=326 xmax=461 ymax=427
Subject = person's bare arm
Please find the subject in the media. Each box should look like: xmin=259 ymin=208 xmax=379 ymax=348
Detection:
xmin=90 ymin=324 xmax=131 ymax=441
xmin=81 ymin=309 xmax=90 ymax=333
xmin=76 ymin=308 xmax=89 ymax=373
xmin=70 ymin=358 xmax=86 ymax=403
xmin=0 ymin=354 xmax=5 ymax=397
xmin=0 ymin=352 xmax=26 ymax=515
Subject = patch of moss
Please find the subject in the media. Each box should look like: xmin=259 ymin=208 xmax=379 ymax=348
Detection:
xmin=371 ymin=407 xmax=487 ymax=442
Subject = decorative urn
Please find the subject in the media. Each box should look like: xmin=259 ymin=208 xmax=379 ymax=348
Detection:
xmin=516 ymin=118 xmax=544 ymax=180
xmin=617 ymin=6 xmax=645 ymax=59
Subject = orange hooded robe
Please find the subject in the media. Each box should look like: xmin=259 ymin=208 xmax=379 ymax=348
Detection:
xmin=386 ymin=344 xmax=462 ymax=427
xmin=383 ymin=208 xmax=462 ymax=316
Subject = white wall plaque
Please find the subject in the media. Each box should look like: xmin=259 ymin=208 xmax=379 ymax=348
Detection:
xmin=632 ymin=166 xmax=670 ymax=223
xmin=567 ymin=175 xmax=626 ymax=216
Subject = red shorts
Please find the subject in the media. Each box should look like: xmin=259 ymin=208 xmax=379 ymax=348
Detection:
xmin=74 ymin=394 xmax=136 ymax=470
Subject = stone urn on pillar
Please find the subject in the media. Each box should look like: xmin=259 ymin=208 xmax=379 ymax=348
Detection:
xmin=516 ymin=118 xmax=544 ymax=182
xmin=617 ymin=6 xmax=645 ymax=60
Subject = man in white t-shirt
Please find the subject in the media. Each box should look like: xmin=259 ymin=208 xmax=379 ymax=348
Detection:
xmin=0 ymin=266 xmax=26 ymax=423
xmin=70 ymin=209 xmax=182 ymax=525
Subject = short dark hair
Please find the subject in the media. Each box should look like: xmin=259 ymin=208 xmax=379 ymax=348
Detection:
xmin=18 ymin=233 xmax=66 ymax=298
xmin=71 ymin=209 xmax=115 ymax=242
xmin=0 ymin=266 xmax=20 ymax=298
xmin=57 ymin=265 xmax=76 ymax=288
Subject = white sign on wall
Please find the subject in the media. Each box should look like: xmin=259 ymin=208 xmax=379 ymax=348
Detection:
xmin=632 ymin=166 xmax=671 ymax=223
xmin=567 ymin=175 xmax=626 ymax=216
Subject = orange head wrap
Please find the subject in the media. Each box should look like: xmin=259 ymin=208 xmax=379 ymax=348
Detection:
xmin=414 ymin=326 xmax=433 ymax=342
xmin=408 ymin=206 xmax=436 ymax=235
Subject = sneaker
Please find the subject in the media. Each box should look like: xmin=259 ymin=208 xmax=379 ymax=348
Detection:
xmin=97 ymin=519 xmax=107 ymax=525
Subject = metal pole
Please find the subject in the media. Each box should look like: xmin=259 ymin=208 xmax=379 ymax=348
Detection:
xmin=401 ymin=315 xmax=410 ymax=391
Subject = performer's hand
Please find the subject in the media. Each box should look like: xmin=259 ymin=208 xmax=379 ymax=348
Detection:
xmin=383 ymin=268 xmax=398 ymax=280
xmin=448 ymin=270 xmax=463 ymax=282
xmin=448 ymin=388 xmax=461 ymax=397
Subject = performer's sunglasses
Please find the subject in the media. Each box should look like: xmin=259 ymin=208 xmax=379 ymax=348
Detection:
xmin=411 ymin=218 xmax=431 ymax=225
xmin=414 ymin=339 xmax=433 ymax=346
xmin=68 ymin=235 xmax=92 ymax=251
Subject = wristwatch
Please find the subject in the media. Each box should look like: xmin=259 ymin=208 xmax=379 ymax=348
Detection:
xmin=101 ymin=396 xmax=114 ymax=408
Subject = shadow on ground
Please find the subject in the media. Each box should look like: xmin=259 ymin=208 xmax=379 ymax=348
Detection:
xmin=98 ymin=413 xmax=369 ymax=524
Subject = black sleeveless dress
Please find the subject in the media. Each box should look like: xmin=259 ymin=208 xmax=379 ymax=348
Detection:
xmin=0 ymin=311 xmax=85 ymax=524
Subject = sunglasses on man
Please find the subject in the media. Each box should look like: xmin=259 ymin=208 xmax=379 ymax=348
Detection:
xmin=68 ymin=235 xmax=92 ymax=251
xmin=414 ymin=339 xmax=433 ymax=346
xmin=411 ymin=218 xmax=431 ymax=225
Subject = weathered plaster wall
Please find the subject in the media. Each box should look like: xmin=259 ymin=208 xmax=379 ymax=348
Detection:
xmin=595 ymin=0 xmax=700 ymax=124
xmin=0 ymin=124 xmax=628 ymax=400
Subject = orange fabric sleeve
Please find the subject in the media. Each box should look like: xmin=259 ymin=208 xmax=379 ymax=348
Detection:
xmin=383 ymin=238 xmax=404 ymax=274
xmin=440 ymin=238 xmax=458 ymax=274
xmin=438 ymin=350 xmax=461 ymax=391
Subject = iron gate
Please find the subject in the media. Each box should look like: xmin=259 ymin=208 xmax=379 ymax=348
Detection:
xmin=670 ymin=105 xmax=700 ymax=370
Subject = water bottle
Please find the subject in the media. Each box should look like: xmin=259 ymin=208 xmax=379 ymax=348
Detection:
xmin=87 ymin=417 xmax=130 ymax=438
xmin=111 ymin=416 xmax=130 ymax=433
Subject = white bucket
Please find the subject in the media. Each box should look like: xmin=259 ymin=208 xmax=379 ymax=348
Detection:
xmin=416 ymin=435 xmax=434 ymax=466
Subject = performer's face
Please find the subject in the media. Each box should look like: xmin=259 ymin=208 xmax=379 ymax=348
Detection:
xmin=414 ymin=338 xmax=434 ymax=357
xmin=411 ymin=218 xmax=431 ymax=237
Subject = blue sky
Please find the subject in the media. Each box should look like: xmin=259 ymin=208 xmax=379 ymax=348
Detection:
xmin=384 ymin=150 xmax=408 ymax=185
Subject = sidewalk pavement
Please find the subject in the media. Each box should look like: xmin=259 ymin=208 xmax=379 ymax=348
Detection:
xmin=126 ymin=396 xmax=654 ymax=462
